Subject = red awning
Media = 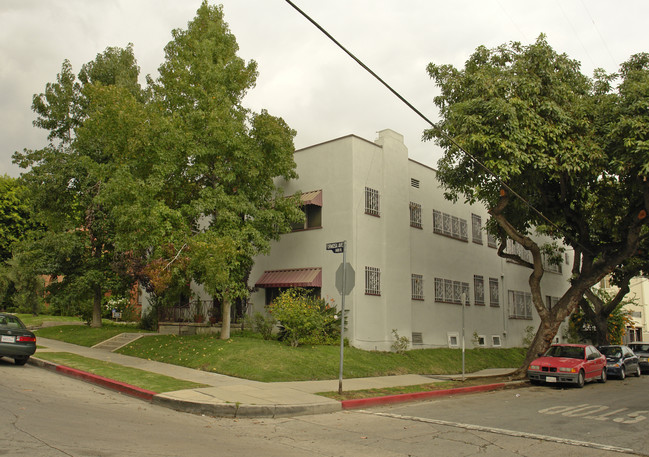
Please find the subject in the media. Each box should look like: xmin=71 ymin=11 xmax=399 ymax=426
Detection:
xmin=300 ymin=190 xmax=322 ymax=206
xmin=255 ymin=268 xmax=322 ymax=288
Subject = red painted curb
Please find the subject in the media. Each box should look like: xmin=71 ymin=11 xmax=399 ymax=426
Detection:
xmin=341 ymin=382 xmax=506 ymax=409
xmin=55 ymin=365 xmax=158 ymax=401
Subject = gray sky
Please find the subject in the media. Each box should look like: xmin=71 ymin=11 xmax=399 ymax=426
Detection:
xmin=1 ymin=0 xmax=648 ymax=177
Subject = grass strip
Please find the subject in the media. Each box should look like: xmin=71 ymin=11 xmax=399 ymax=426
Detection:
xmin=318 ymin=376 xmax=518 ymax=401
xmin=35 ymin=352 xmax=207 ymax=393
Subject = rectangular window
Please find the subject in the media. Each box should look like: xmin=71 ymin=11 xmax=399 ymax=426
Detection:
xmin=365 ymin=266 xmax=381 ymax=296
xmin=434 ymin=277 xmax=469 ymax=304
xmin=509 ymin=290 xmax=533 ymax=319
xmin=291 ymin=205 xmax=322 ymax=231
xmin=492 ymin=335 xmax=502 ymax=347
xmin=365 ymin=187 xmax=380 ymax=217
xmin=447 ymin=332 xmax=459 ymax=348
xmin=489 ymin=278 xmax=500 ymax=307
xmin=543 ymin=253 xmax=563 ymax=274
xmin=411 ymin=274 xmax=424 ymax=300
xmin=471 ymin=214 xmax=483 ymax=245
xmin=409 ymin=202 xmax=422 ymax=229
xmin=477 ymin=335 xmax=486 ymax=347
xmin=546 ymin=296 xmax=559 ymax=310
xmin=506 ymin=239 xmax=532 ymax=264
xmin=433 ymin=210 xmax=468 ymax=242
xmin=474 ymin=275 xmax=485 ymax=305
xmin=487 ymin=232 xmax=498 ymax=248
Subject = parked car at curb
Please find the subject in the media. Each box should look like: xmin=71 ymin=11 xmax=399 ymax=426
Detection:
xmin=598 ymin=344 xmax=641 ymax=379
xmin=527 ymin=343 xmax=606 ymax=388
xmin=628 ymin=343 xmax=649 ymax=374
xmin=0 ymin=313 xmax=36 ymax=365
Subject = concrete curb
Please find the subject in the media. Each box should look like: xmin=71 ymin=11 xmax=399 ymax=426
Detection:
xmin=152 ymin=394 xmax=342 ymax=419
xmin=341 ymin=381 xmax=526 ymax=410
xmin=29 ymin=357 xmax=157 ymax=401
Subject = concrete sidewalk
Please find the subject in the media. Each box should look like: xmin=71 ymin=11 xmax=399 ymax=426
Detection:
xmin=31 ymin=337 xmax=518 ymax=419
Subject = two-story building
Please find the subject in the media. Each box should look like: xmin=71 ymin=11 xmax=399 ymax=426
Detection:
xmin=248 ymin=129 xmax=573 ymax=351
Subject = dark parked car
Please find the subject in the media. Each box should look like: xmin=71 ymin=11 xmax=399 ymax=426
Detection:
xmin=0 ymin=313 xmax=36 ymax=365
xmin=628 ymin=343 xmax=649 ymax=374
xmin=598 ymin=345 xmax=640 ymax=379
xmin=527 ymin=343 xmax=606 ymax=387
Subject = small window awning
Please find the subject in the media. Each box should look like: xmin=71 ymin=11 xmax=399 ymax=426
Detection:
xmin=300 ymin=190 xmax=322 ymax=206
xmin=255 ymin=267 xmax=322 ymax=288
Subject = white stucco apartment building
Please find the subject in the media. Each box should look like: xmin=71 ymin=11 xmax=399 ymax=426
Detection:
xmin=248 ymin=129 xmax=573 ymax=351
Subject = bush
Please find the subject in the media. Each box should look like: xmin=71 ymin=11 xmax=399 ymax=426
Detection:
xmin=247 ymin=312 xmax=276 ymax=340
xmin=391 ymin=329 xmax=410 ymax=354
xmin=267 ymin=289 xmax=340 ymax=347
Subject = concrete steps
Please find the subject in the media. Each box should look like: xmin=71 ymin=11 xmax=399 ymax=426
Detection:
xmin=91 ymin=333 xmax=148 ymax=352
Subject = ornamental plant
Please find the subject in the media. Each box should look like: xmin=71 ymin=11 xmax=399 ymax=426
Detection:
xmin=267 ymin=288 xmax=340 ymax=347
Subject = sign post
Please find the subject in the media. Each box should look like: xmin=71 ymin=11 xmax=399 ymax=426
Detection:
xmin=326 ymin=241 xmax=353 ymax=394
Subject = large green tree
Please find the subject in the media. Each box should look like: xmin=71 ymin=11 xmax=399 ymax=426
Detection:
xmin=14 ymin=45 xmax=143 ymax=327
xmin=425 ymin=36 xmax=649 ymax=375
xmin=0 ymin=175 xmax=34 ymax=262
xmin=147 ymin=1 xmax=303 ymax=338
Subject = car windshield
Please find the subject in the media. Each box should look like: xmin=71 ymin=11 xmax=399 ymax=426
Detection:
xmin=630 ymin=344 xmax=649 ymax=352
xmin=599 ymin=347 xmax=622 ymax=358
xmin=544 ymin=346 xmax=584 ymax=359
xmin=0 ymin=315 xmax=26 ymax=330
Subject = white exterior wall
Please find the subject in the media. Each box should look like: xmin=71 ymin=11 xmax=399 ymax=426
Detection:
xmin=248 ymin=129 xmax=573 ymax=351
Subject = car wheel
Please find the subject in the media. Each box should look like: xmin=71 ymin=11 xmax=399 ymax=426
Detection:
xmin=635 ymin=365 xmax=641 ymax=377
xmin=598 ymin=368 xmax=607 ymax=383
xmin=14 ymin=356 xmax=29 ymax=366
xmin=576 ymin=370 xmax=585 ymax=388
xmin=620 ymin=366 xmax=626 ymax=380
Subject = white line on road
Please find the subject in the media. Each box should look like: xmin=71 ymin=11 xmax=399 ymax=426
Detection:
xmin=356 ymin=410 xmax=643 ymax=456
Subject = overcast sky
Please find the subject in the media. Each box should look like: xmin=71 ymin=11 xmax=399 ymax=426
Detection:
xmin=1 ymin=0 xmax=648 ymax=177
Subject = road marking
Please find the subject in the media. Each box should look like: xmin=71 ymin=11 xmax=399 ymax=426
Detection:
xmin=538 ymin=404 xmax=647 ymax=424
xmin=355 ymin=410 xmax=639 ymax=455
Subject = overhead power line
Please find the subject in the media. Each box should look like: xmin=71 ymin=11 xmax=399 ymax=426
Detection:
xmin=283 ymin=0 xmax=592 ymax=255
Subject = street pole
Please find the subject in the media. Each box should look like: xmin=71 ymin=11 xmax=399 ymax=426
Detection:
xmin=338 ymin=241 xmax=347 ymax=395
xmin=461 ymin=292 xmax=466 ymax=382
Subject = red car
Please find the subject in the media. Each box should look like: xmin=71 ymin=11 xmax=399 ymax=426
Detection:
xmin=527 ymin=343 xmax=607 ymax=387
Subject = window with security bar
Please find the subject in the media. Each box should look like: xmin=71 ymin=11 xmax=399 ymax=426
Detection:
xmin=411 ymin=274 xmax=424 ymax=300
xmin=409 ymin=202 xmax=422 ymax=228
xmin=433 ymin=210 xmax=468 ymax=242
xmin=489 ymin=277 xmax=500 ymax=307
xmin=365 ymin=187 xmax=380 ymax=217
xmin=365 ymin=266 xmax=381 ymax=295
xmin=509 ymin=290 xmax=533 ymax=319
xmin=434 ymin=277 xmax=470 ymax=304
xmin=471 ymin=214 xmax=483 ymax=244
xmin=474 ymin=275 xmax=485 ymax=305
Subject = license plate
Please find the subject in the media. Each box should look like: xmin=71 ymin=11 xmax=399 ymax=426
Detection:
xmin=1 ymin=335 xmax=15 ymax=343
xmin=545 ymin=376 xmax=557 ymax=383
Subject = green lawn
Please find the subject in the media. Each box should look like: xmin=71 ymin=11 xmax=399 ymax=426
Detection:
xmin=117 ymin=332 xmax=526 ymax=382
xmin=35 ymin=324 xmax=526 ymax=383
xmin=35 ymin=323 xmax=152 ymax=347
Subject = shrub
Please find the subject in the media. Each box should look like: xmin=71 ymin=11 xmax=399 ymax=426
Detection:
xmin=248 ymin=312 xmax=276 ymax=340
xmin=267 ymin=289 xmax=340 ymax=347
xmin=391 ymin=329 xmax=410 ymax=354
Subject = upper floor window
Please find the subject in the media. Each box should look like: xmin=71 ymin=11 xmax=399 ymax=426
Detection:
xmin=506 ymin=239 xmax=532 ymax=264
xmin=409 ymin=202 xmax=422 ymax=229
xmin=487 ymin=232 xmax=498 ymax=249
xmin=365 ymin=187 xmax=380 ymax=217
xmin=411 ymin=274 xmax=424 ymax=300
xmin=471 ymin=214 xmax=483 ymax=245
xmin=365 ymin=266 xmax=381 ymax=296
xmin=291 ymin=190 xmax=323 ymax=231
xmin=543 ymin=253 xmax=563 ymax=274
xmin=433 ymin=210 xmax=468 ymax=242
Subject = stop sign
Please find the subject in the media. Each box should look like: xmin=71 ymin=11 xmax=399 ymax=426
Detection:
xmin=335 ymin=262 xmax=355 ymax=295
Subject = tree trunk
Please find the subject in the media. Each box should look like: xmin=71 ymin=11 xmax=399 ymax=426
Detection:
xmin=91 ymin=285 xmax=102 ymax=328
xmin=594 ymin=314 xmax=610 ymax=346
xmin=511 ymin=317 xmax=565 ymax=378
xmin=220 ymin=296 xmax=231 ymax=340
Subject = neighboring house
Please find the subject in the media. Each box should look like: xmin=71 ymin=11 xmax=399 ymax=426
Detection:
xmin=248 ymin=129 xmax=573 ymax=351
xmin=599 ymin=276 xmax=648 ymax=343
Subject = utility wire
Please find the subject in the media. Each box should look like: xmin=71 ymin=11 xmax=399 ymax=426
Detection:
xmin=284 ymin=0 xmax=591 ymax=254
